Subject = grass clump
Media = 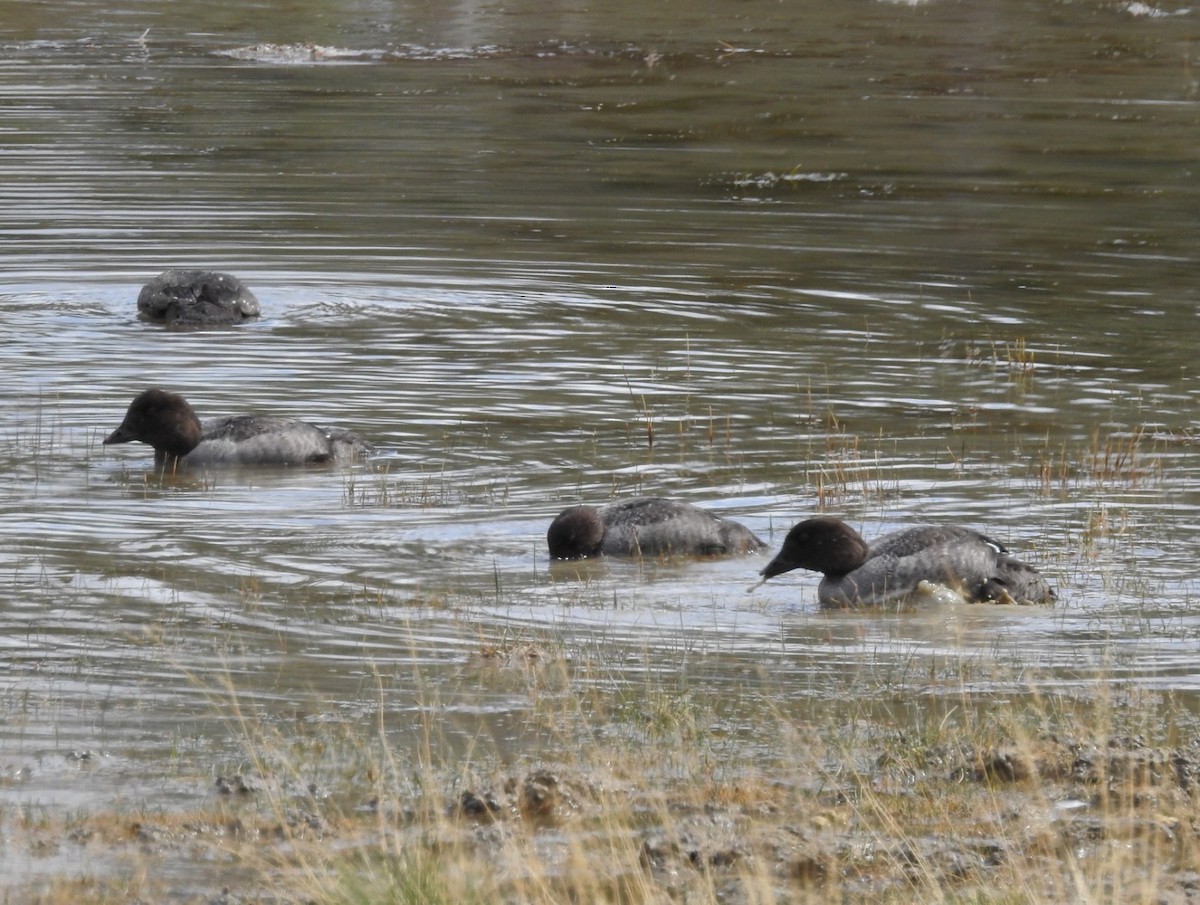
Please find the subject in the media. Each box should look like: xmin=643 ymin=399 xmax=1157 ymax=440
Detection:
xmin=1033 ymin=425 xmax=1164 ymax=493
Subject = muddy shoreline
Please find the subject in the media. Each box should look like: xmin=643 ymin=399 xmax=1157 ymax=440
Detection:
xmin=7 ymin=689 xmax=1199 ymax=904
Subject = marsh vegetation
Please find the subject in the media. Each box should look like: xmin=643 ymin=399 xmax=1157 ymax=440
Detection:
xmin=6 ymin=620 xmax=1200 ymax=904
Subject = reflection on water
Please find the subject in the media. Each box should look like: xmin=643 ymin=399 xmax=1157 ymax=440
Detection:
xmin=2 ymin=0 xmax=1199 ymax=828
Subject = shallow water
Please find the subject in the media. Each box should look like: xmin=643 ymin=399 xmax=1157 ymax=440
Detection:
xmin=2 ymin=0 xmax=1200 ymax=876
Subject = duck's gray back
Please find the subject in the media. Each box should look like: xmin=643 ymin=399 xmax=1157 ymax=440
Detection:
xmin=867 ymin=525 xmax=1000 ymax=561
xmin=137 ymin=270 xmax=261 ymax=326
xmin=599 ymin=498 xmax=764 ymax=557
xmin=821 ymin=525 xmax=999 ymax=607
xmin=188 ymin=416 xmax=365 ymax=466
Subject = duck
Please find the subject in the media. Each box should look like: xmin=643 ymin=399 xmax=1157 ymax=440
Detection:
xmin=137 ymin=269 xmax=261 ymax=326
xmin=758 ymin=516 xmax=1053 ymax=608
xmin=103 ymin=389 xmax=370 ymax=470
xmin=547 ymin=497 xmax=766 ymax=560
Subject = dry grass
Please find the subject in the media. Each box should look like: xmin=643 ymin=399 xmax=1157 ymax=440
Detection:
xmin=1033 ymin=425 xmax=1164 ymax=493
xmin=959 ymin=335 xmax=1039 ymax=377
xmin=245 ymin=682 xmax=1200 ymax=904
xmin=5 ymin=642 xmax=1197 ymax=905
xmin=811 ymin=414 xmax=901 ymax=508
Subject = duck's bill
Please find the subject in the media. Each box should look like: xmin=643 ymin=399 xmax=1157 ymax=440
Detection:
xmin=758 ymin=557 xmax=792 ymax=580
xmin=103 ymin=425 xmax=135 ymax=445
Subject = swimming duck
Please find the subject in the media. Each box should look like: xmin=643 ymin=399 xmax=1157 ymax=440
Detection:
xmin=547 ymin=497 xmax=766 ymax=559
xmin=137 ymin=269 xmax=260 ymax=326
xmin=759 ymin=516 xmax=1053 ymax=608
xmin=104 ymin=389 xmax=370 ymax=470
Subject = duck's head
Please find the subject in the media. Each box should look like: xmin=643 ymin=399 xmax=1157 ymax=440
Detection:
xmin=547 ymin=505 xmax=606 ymax=559
xmin=760 ymin=516 xmax=871 ymax=580
xmin=104 ymin=388 xmax=203 ymax=463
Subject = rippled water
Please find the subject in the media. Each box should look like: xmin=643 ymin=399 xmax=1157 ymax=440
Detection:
xmin=2 ymin=0 xmax=1200 ymax=854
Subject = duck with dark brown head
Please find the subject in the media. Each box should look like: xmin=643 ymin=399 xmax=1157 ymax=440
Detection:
xmin=759 ymin=517 xmax=1053 ymax=608
xmin=548 ymin=498 xmax=765 ymax=560
xmin=104 ymin=389 xmax=370 ymax=471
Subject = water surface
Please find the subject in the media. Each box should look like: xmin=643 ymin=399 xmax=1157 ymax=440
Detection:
xmin=2 ymin=0 xmax=1199 ymax=871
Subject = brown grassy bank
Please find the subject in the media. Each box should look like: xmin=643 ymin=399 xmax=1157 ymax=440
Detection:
xmin=4 ymin=641 xmax=1198 ymax=905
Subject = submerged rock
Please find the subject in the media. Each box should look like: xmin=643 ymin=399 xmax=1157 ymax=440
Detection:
xmin=137 ymin=269 xmax=260 ymax=326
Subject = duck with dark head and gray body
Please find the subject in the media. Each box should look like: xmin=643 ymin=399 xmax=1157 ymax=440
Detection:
xmin=104 ymin=389 xmax=370 ymax=471
xmin=548 ymin=498 xmax=766 ymax=560
xmin=759 ymin=516 xmax=1054 ymax=608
